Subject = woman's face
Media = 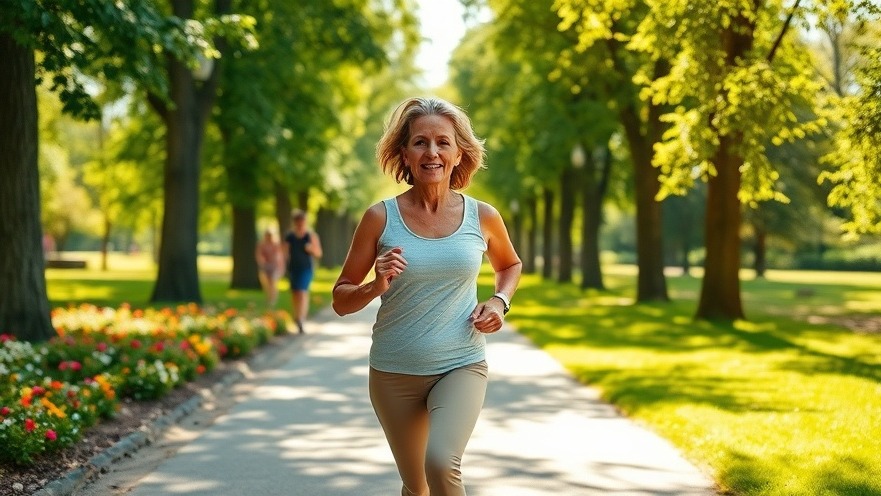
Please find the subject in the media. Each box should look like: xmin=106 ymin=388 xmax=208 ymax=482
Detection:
xmin=401 ymin=115 xmax=462 ymax=187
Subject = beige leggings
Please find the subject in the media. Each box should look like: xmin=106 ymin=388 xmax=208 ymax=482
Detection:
xmin=369 ymin=361 xmax=488 ymax=496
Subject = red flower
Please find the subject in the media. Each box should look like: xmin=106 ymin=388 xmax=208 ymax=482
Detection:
xmin=24 ymin=418 xmax=36 ymax=432
xmin=70 ymin=361 xmax=82 ymax=371
xmin=0 ymin=334 xmax=13 ymax=343
xmin=130 ymin=339 xmax=142 ymax=349
xmin=50 ymin=380 xmax=64 ymax=390
xmin=96 ymin=342 xmax=108 ymax=352
xmin=0 ymin=406 xmax=10 ymax=416
xmin=45 ymin=430 xmax=57 ymax=441
xmin=58 ymin=361 xmax=69 ymax=371
xmin=31 ymin=386 xmax=46 ymax=396
xmin=152 ymin=342 xmax=165 ymax=352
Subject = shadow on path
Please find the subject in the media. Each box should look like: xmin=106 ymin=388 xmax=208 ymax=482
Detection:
xmin=131 ymin=302 xmax=717 ymax=496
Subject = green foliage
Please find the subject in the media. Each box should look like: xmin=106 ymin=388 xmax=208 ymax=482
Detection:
xmin=213 ymin=0 xmax=417 ymax=215
xmin=629 ymin=0 xmax=824 ymax=203
xmin=820 ymin=40 xmax=881 ymax=234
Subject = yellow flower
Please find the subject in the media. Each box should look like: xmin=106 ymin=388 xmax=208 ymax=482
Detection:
xmin=40 ymin=397 xmax=67 ymax=418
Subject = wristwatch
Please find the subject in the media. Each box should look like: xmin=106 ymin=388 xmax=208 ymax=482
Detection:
xmin=491 ymin=292 xmax=511 ymax=314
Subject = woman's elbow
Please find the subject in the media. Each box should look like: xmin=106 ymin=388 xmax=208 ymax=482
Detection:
xmin=332 ymin=301 xmax=347 ymax=317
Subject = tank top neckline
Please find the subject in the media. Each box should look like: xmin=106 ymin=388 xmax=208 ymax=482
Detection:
xmin=391 ymin=192 xmax=469 ymax=241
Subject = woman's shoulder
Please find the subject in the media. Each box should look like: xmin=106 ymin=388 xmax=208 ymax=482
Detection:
xmin=472 ymin=197 xmax=501 ymax=220
xmin=350 ymin=201 xmax=386 ymax=232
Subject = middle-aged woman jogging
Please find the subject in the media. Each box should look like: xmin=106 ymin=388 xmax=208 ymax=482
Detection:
xmin=332 ymin=97 xmax=522 ymax=496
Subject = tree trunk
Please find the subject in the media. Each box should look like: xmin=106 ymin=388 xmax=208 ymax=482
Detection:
xmin=510 ymin=203 xmax=523 ymax=258
xmin=581 ymin=148 xmax=611 ymax=290
xmin=524 ymin=195 xmax=538 ymax=274
xmin=618 ymin=60 xmax=669 ymax=302
xmin=274 ymin=180 xmax=292 ymax=236
xmin=695 ymin=15 xmax=754 ymax=321
xmin=297 ymin=190 xmax=309 ymax=211
xmin=558 ymin=166 xmax=577 ymax=283
xmin=696 ymin=136 xmax=745 ymax=319
xmin=541 ymin=186 xmax=555 ymax=280
xmin=149 ymin=0 xmax=229 ymax=303
xmin=0 ymin=36 xmax=54 ymax=342
xmin=230 ymin=205 xmax=260 ymax=289
xmin=150 ymin=55 xmax=205 ymax=303
xmin=100 ymin=216 xmax=111 ymax=271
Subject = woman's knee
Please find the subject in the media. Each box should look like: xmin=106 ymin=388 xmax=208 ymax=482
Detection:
xmin=424 ymin=448 xmax=463 ymax=492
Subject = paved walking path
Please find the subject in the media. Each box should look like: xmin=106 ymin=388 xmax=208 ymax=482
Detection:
xmin=127 ymin=302 xmax=717 ymax=495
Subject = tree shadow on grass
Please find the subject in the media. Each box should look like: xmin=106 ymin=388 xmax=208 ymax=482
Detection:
xmin=718 ymin=449 xmax=881 ymax=496
xmin=569 ymin=365 xmax=807 ymax=414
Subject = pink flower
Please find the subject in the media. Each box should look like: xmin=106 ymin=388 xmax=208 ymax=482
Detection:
xmin=70 ymin=361 xmax=82 ymax=371
xmin=24 ymin=418 xmax=36 ymax=432
xmin=0 ymin=406 xmax=10 ymax=416
xmin=31 ymin=386 xmax=46 ymax=396
xmin=45 ymin=430 xmax=57 ymax=441
xmin=97 ymin=342 xmax=108 ymax=352
xmin=0 ymin=334 xmax=13 ymax=343
xmin=58 ymin=361 xmax=69 ymax=371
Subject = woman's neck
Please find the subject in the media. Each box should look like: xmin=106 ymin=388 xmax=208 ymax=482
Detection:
xmin=407 ymin=185 xmax=457 ymax=213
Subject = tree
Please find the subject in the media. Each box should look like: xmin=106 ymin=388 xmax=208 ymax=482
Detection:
xmin=638 ymin=0 xmax=876 ymax=319
xmin=0 ymin=1 xmax=210 ymax=341
xmin=214 ymin=0 xmax=414 ymax=288
xmin=554 ymin=0 xmax=671 ymax=302
xmin=147 ymin=0 xmax=256 ymax=303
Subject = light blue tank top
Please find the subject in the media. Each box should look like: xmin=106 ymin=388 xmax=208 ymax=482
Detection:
xmin=371 ymin=194 xmax=488 ymax=375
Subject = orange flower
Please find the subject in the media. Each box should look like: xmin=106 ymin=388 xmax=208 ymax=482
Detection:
xmin=40 ymin=397 xmax=67 ymax=418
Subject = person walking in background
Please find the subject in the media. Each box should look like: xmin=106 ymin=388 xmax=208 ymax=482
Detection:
xmin=284 ymin=209 xmax=322 ymax=334
xmin=332 ymin=97 xmax=522 ymax=495
xmin=255 ymin=229 xmax=284 ymax=308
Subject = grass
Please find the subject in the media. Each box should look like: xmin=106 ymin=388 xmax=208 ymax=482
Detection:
xmin=46 ymin=252 xmax=336 ymax=317
xmin=478 ymin=265 xmax=881 ymax=496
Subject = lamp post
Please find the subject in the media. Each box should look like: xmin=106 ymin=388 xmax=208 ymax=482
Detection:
xmin=192 ymin=54 xmax=214 ymax=82
xmin=571 ymin=142 xmax=586 ymax=169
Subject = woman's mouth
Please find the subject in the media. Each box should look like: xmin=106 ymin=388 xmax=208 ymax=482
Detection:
xmin=422 ymin=163 xmax=443 ymax=170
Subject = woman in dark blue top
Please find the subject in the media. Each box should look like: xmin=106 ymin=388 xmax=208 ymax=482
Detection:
xmin=284 ymin=209 xmax=322 ymax=333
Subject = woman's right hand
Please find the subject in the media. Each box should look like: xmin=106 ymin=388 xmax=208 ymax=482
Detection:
xmin=373 ymin=247 xmax=407 ymax=293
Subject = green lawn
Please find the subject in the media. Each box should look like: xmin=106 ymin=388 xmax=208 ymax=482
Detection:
xmin=46 ymin=252 xmax=336 ymax=316
xmin=479 ymin=265 xmax=881 ymax=496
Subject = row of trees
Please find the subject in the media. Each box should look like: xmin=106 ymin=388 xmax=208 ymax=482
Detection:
xmin=1 ymin=0 xmax=421 ymax=342
xmin=452 ymin=0 xmax=881 ymax=320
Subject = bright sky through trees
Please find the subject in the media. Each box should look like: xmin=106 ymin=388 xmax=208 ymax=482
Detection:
xmin=414 ymin=0 xmax=473 ymax=88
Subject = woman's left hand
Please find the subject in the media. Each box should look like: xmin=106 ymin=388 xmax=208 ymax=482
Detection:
xmin=469 ymin=299 xmax=506 ymax=334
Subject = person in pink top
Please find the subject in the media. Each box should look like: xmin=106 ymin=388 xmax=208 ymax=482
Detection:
xmin=255 ymin=229 xmax=284 ymax=308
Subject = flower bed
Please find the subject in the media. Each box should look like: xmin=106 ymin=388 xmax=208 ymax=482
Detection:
xmin=0 ymin=304 xmax=291 ymax=465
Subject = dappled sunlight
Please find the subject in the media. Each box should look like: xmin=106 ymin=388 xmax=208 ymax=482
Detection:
xmin=130 ymin=300 xmax=714 ymax=495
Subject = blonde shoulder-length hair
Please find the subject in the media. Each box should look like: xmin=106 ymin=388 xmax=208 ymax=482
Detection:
xmin=376 ymin=97 xmax=486 ymax=190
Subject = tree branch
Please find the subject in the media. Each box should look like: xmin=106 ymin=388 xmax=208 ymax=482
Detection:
xmin=767 ymin=0 xmax=803 ymax=63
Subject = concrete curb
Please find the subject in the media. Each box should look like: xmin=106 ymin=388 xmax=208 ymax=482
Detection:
xmin=33 ymin=329 xmax=309 ymax=496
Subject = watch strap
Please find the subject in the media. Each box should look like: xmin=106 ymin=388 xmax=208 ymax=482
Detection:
xmin=492 ymin=292 xmax=511 ymax=314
